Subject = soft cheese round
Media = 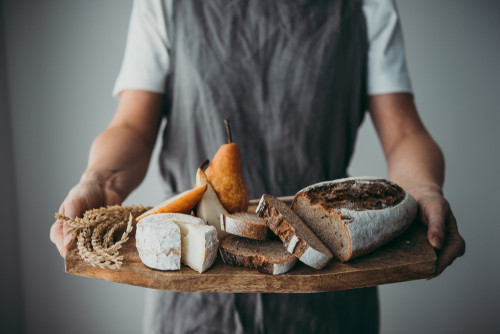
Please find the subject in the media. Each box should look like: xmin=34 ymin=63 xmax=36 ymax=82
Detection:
xmin=136 ymin=215 xmax=182 ymax=270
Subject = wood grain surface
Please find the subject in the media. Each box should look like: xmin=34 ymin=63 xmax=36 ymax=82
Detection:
xmin=65 ymin=222 xmax=436 ymax=293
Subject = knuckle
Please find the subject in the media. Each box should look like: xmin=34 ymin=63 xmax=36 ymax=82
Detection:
xmin=421 ymin=198 xmax=453 ymax=230
xmin=64 ymin=197 xmax=87 ymax=217
xmin=66 ymin=197 xmax=83 ymax=208
xmin=431 ymin=199 xmax=448 ymax=214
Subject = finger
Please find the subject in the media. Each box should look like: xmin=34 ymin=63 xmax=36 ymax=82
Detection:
xmin=58 ymin=204 xmax=73 ymax=250
xmin=424 ymin=200 xmax=448 ymax=250
xmin=433 ymin=215 xmax=466 ymax=277
xmin=50 ymin=220 xmax=66 ymax=257
xmin=62 ymin=221 xmax=74 ymax=250
xmin=63 ymin=196 xmax=88 ymax=219
xmin=58 ymin=204 xmax=74 ymax=252
xmin=59 ymin=197 xmax=87 ymax=253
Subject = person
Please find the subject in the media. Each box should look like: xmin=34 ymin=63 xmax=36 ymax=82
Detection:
xmin=50 ymin=0 xmax=465 ymax=333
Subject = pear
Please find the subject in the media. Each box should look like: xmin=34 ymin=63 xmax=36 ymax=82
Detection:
xmin=136 ymin=185 xmax=207 ymax=222
xmin=195 ymin=161 xmax=228 ymax=239
xmin=205 ymin=119 xmax=249 ymax=213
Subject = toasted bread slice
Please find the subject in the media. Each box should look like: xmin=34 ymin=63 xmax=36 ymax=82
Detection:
xmin=219 ymin=235 xmax=297 ymax=275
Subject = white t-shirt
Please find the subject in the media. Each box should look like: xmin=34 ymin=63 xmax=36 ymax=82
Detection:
xmin=113 ymin=0 xmax=412 ymax=97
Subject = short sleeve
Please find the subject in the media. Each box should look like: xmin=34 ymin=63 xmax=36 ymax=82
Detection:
xmin=362 ymin=0 xmax=413 ymax=95
xmin=112 ymin=0 xmax=172 ymax=98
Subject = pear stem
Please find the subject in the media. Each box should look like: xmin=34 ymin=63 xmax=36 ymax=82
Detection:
xmin=224 ymin=119 xmax=232 ymax=144
xmin=198 ymin=159 xmax=209 ymax=171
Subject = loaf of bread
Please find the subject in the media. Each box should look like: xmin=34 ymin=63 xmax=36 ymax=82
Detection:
xmin=221 ymin=212 xmax=272 ymax=240
xmin=256 ymin=194 xmax=333 ymax=269
xmin=219 ymin=234 xmax=297 ymax=275
xmin=291 ymin=177 xmax=417 ymax=262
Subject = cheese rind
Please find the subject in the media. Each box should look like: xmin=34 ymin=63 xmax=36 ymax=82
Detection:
xmin=136 ymin=216 xmax=181 ymax=270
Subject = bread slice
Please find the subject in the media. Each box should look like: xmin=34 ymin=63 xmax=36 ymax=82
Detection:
xmin=219 ymin=235 xmax=297 ymax=275
xmin=256 ymin=194 xmax=333 ymax=269
xmin=221 ymin=212 xmax=271 ymax=240
xmin=291 ymin=177 xmax=418 ymax=262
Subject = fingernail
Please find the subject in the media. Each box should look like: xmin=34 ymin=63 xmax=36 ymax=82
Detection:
xmin=432 ymin=236 xmax=442 ymax=249
xmin=64 ymin=235 xmax=73 ymax=248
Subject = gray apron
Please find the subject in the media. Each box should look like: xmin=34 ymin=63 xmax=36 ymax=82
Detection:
xmin=147 ymin=0 xmax=378 ymax=333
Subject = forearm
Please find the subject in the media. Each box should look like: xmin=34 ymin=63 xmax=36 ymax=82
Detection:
xmin=368 ymin=93 xmax=445 ymax=199
xmin=385 ymin=130 xmax=445 ymax=199
xmin=81 ymin=125 xmax=155 ymax=202
xmin=81 ymin=90 xmax=164 ymax=202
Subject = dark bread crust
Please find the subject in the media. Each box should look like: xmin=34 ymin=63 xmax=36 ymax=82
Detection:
xmin=302 ymin=178 xmax=406 ymax=212
xmin=219 ymin=246 xmax=274 ymax=275
xmin=218 ymin=235 xmax=296 ymax=275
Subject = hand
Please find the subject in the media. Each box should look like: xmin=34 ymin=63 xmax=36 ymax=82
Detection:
xmin=416 ymin=189 xmax=466 ymax=277
xmin=50 ymin=173 xmax=122 ymax=257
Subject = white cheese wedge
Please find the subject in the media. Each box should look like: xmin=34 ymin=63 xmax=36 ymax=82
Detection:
xmin=173 ymin=217 xmax=219 ymax=273
xmin=135 ymin=213 xmax=219 ymax=273
xmin=136 ymin=215 xmax=181 ymax=271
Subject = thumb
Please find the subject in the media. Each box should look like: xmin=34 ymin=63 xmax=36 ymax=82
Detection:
xmin=420 ymin=196 xmax=449 ymax=250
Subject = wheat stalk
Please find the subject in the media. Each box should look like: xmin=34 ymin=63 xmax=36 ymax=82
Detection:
xmin=56 ymin=205 xmax=150 ymax=269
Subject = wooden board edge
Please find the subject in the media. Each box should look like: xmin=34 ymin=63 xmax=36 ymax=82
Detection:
xmin=166 ymin=260 xmax=437 ymax=293
xmin=65 ymin=257 xmax=436 ymax=293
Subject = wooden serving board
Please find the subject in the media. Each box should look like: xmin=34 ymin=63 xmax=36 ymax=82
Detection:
xmin=65 ymin=222 xmax=436 ymax=293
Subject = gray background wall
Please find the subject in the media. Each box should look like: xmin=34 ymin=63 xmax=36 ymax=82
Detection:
xmin=0 ymin=2 xmax=23 ymax=333
xmin=1 ymin=0 xmax=498 ymax=333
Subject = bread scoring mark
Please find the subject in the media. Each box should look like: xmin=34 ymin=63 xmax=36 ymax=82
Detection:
xmin=306 ymin=179 xmax=405 ymax=212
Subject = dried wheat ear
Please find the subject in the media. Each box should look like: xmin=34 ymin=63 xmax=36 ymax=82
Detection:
xmin=55 ymin=205 xmax=150 ymax=269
